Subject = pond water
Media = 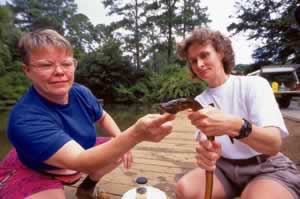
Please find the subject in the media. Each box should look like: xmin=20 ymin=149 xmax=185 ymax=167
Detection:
xmin=0 ymin=103 xmax=159 ymax=160
xmin=0 ymin=111 xmax=11 ymax=160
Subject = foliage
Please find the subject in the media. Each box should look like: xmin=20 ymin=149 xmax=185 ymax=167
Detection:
xmin=102 ymin=0 xmax=147 ymax=69
xmin=233 ymin=64 xmax=252 ymax=75
xmin=146 ymin=0 xmax=210 ymax=64
xmin=114 ymin=65 xmax=207 ymax=104
xmin=8 ymin=0 xmax=98 ymax=57
xmin=176 ymin=0 xmax=211 ymax=38
xmin=0 ymin=5 xmax=28 ymax=105
xmin=66 ymin=13 xmax=97 ymax=54
xmin=0 ymin=70 xmax=30 ymax=101
xmin=0 ymin=0 xmax=211 ymax=105
xmin=0 ymin=6 xmax=21 ymax=72
xmin=228 ymin=0 xmax=299 ymax=65
xmin=9 ymin=0 xmax=78 ymax=32
xmin=75 ymin=38 xmax=139 ymax=102
xmin=103 ymin=0 xmax=210 ymax=69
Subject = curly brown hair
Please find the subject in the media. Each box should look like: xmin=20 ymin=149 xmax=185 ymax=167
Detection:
xmin=177 ymin=27 xmax=235 ymax=76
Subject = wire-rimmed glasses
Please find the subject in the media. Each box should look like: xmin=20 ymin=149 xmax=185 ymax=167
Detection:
xmin=29 ymin=58 xmax=77 ymax=73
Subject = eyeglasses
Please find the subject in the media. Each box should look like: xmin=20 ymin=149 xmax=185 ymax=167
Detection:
xmin=29 ymin=58 xmax=77 ymax=73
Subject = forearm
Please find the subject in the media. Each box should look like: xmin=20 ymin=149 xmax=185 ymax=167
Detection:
xmin=227 ymin=117 xmax=282 ymax=155
xmin=97 ymin=111 xmax=121 ymax=137
xmin=46 ymin=113 xmax=174 ymax=173
xmin=240 ymin=125 xmax=282 ymax=155
xmin=74 ymin=126 xmax=140 ymax=173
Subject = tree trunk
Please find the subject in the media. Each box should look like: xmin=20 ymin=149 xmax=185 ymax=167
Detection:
xmin=135 ymin=0 xmax=140 ymax=69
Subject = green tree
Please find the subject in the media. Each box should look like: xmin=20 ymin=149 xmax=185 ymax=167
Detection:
xmin=9 ymin=0 xmax=78 ymax=33
xmin=0 ymin=6 xmax=13 ymax=73
xmin=66 ymin=13 xmax=96 ymax=56
xmin=228 ymin=0 xmax=299 ymax=65
xmin=0 ymin=6 xmax=20 ymax=72
xmin=76 ymin=38 xmax=138 ymax=103
xmin=102 ymin=0 xmax=147 ymax=69
xmin=160 ymin=0 xmax=178 ymax=64
xmin=178 ymin=0 xmax=210 ymax=38
xmin=0 ymin=5 xmax=29 ymax=103
xmin=114 ymin=65 xmax=207 ymax=103
xmin=142 ymin=0 xmax=210 ymax=65
xmin=9 ymin=0 xmax=98 ymax=57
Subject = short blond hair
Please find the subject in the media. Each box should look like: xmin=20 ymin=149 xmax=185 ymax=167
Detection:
xmin=177 ymin=27 xmax=235 ymax=76
xmin=18 ymin=29 xmax=73 ymax=64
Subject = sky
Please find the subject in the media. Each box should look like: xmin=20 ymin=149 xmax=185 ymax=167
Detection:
xmin=0 ymin=0 xmax=255 ymax=64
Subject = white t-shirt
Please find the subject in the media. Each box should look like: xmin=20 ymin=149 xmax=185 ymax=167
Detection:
xmin=195 ymin=75 xmax=288 ymax=159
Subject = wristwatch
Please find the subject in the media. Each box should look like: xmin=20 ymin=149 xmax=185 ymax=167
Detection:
xmin=235 ymin=118 xmax=252 ymax=140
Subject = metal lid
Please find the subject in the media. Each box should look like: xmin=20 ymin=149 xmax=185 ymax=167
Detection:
xmin=136 ymin=187 xmax=147 ymax=194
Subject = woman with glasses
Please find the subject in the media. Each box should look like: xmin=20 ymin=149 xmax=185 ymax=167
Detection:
xmin=0 ymin=29 xmax=175 ymax=199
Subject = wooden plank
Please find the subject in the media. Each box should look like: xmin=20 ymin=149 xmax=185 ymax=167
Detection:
xmin=163 ymin=132 xmax=195 ymax=140
xmin=133 ymin=150 xmax=195 ymax=161
xmin=133 ymin=157 xmax=196 ymax=168
xmin=154 ymin=138 xmax=196 ymax=145
xmin=138 ymin=141 xmax=196 ymax=149
xmin=101 ymin=168 xmax=185 ymax=185
xmin=65 ymin=185 xmax=122 ymax=199
xmin=134 ymin=145 xmax=194 ymax=154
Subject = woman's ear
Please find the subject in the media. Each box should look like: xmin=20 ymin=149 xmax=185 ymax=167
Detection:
xmin=22 ymin=63 xmax=29 ymax=73
xmin=217 ymin=51 xmax=224 ymax=60
xmin=22 ymin=64 xmax=34 ymax=81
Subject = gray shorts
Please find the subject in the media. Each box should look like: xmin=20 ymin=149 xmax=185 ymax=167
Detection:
xmin=215 ymin=153 xmax=300 ymax=199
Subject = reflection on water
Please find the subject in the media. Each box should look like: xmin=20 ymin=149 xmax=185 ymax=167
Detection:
xmin=0 ymin=104 xmax=159 ymax=160
xmin=102 ymin=103 xmax=160 ymax=131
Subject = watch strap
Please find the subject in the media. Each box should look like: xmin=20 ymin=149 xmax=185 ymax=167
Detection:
xmin=235 ymin=118 xmax=252 ymax=140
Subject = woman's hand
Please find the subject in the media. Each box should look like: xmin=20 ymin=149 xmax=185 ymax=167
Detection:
xmin=121 ymin=150 xmax=133 ymax=169
xmin=188 ymin=106 xmax=240 ymax=138
xmin=132 ymin=113 xmax=176 ymax=143
xmin=195 ymin=138 xmax=221 ymax=171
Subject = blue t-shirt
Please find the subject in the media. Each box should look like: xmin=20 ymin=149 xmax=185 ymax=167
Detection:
xmin=7 ymin=83 xmax=103 ymax=171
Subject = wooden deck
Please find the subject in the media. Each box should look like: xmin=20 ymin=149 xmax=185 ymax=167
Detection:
xmin=65 ymin=111 xmax=196 ymax=198
xmin=64 ymin=112 xmax=300 ymax=199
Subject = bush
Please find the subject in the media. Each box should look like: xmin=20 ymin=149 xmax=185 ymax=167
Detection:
xmin=0 ymin=71 xmax=30 ymax=101
xmin=114 ymin=64 xmax=207 ymax=103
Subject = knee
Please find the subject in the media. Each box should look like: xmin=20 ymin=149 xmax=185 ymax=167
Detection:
xmin=176 ymin=178 xmax=201 ymax=199
xmin=175 ymin=180 xmax=187 ymax=199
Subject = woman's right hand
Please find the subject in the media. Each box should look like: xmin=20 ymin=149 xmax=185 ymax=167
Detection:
xmin=132 ymin=113 xmax=175 ymax=143
xmin=195 ymin=139 xmax=221 ymax=171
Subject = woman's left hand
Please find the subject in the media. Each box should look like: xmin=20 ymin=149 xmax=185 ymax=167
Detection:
xmin=188 ymin=106 xmax=238 ymax=137
xmin=121 ymin=150 xmax=133 ymax=169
